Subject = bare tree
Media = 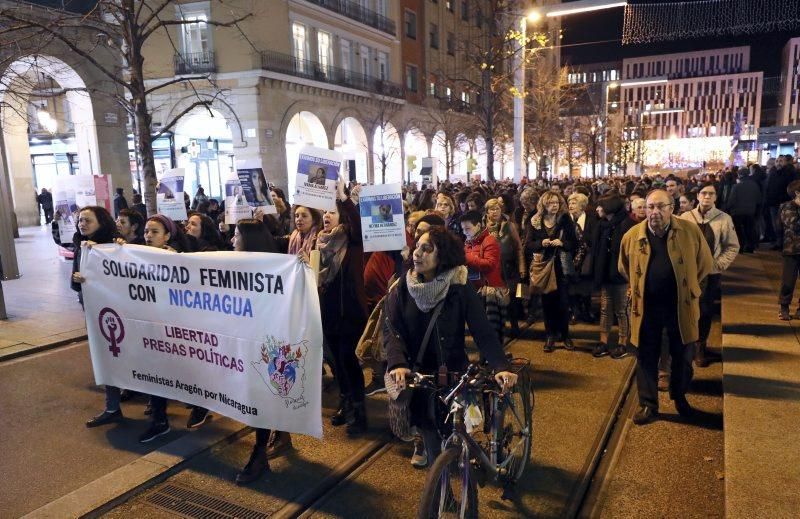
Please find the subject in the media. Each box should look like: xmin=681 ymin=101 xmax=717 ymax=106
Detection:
xmin=365 ymin=98 xmax=403 ymax=184
xmin=0 ymin=0 xmax=253 ymax=215
xmin=420 ymin=98 xmax=474 ymax=180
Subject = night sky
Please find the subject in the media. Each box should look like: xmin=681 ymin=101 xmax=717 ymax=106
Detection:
xmin=559 ymin=2 xmax=800 ymax=78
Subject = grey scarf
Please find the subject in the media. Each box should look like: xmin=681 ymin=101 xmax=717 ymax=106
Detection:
xmin=406 ymin=266 xmax=463 ymax=312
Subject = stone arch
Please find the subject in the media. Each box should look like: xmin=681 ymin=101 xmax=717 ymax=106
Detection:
xmin=279 ymin=101 xmax=333 ymax=149
xmin=334 ymin=117 xmax=369 ymax=184
xmin=163 ymin=94 xmax=245 ymax=145
xmin=284 ymin=110 xmax=329 ymax=201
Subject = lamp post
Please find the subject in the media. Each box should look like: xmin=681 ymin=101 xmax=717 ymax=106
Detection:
xmin=514 ymin=0 xmax=627 ymax=183
xmin=600 ymin=81 xmax=618 ymax=176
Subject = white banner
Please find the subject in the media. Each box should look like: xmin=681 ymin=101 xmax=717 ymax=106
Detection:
xmin=359 ymin=183 xmax=406 ymax=252
xmin=294 ymin=146 xmax=342 ymax=212
xmin=157 ymin=168 xmax=188 ymax=221
xmin=80 ymin=244 xmax=323 ymax=438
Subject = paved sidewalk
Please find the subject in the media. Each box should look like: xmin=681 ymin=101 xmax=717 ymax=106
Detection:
xmin=0 ymin=226 xmax=87 ymax=360
xmin=723 ymin=251 xmax=800 ymax=517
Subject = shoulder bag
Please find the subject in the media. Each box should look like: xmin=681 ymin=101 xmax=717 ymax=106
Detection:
xmin=384 ymin=300 xmax=445 ymax=441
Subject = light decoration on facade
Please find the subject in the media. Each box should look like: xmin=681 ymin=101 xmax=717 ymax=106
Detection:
xmin=36 ymin=109 xmax=58 ymax=134
xmin=641 ymin=136 xmax=732 ymax=169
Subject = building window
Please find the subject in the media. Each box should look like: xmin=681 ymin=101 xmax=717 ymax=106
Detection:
xmin=360 ymin=45 xmax=370 ymax=77
xmin=475 ymin=7 xmax=483 ymax=27
xmin=404 ymin=10 xmax=417 ymax=39
xmin=430 ymin=23 xmax=439 ymax=49
xmin=378 ymin=51 xmax=388 ymax=80
xmin=447 ymin=32 xmax=455 ymax=55
xmin=446 ymin=0 xmax=453 ymax=12
xmin=461 ymin=91 xmax=468 ymax=103
xmin=446 ymin=86 xmax=452 ymax=99
xmin=317 ymin=30 xmax=332 ymax=77
xmin=406 ymin=64 xmax=418 ymax=92
xmin=341 ymin=39 xmax=352 ymax=79
xmin=375 ymin=0 xmax=387 ymax=17
xmin=178 ymin=3 xmax=211 ymax=56
xmin=430 ymin=81 xmax=436 ymax=96
xmin=292 ymin=22 xmax=308 ymax=71
xmin=461 ymin=0 xmax=468 ymax=20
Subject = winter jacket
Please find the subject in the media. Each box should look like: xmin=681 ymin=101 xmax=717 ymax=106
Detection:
xmin=764 ymin=166 xmax=798 ymax=206
xmin=779 ymin=200 xmax=800 ymax=256
xmin=319 ymin=198 xmax=368 ymax=336
xmin=526 ymin=212 xmax=578 ymax=280
xmin=383 ymin=266 xmax=510 ymax=374
xmin=70 ymin=228 xmax=118 ymax=294
xmin=726 ymin=177 xmax=762 ymax=216
xmin=464 ymin=228 xmax=504 ymax=288
xmin=591 ymin=210 xmax=636 ymax=287
xmin=618 ymin=216 xmax=714 ymax=346
xmin=680 ymin=207 xmax=739 ymax=274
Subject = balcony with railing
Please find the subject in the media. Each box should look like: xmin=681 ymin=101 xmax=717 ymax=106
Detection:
xmin=174 ymin=51 xmax=216 ymax=75
xmin=260 ymin=50 xmax=403 ymax=98
xmin=302 ymin=0 xmax=395 ymax=36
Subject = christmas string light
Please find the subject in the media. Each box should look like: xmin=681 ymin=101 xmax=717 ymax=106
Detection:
xmin=623 ymin=0 xmax=800 ymax=44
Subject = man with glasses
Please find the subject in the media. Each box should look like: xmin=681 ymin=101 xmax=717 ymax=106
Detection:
xmin=681 ymin=183 xmax=739 ymax=367
xmin=619 ymin=190 xmax=713 ymax=425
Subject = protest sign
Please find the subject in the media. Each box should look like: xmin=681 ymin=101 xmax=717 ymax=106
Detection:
xmin=80 ymin=244 xmax=324 ymax=437
xmin=157 ymin=168 xmax=188 ymax=221
xmin=237 ymin=168 xmax=277 ymax=215
xmin=224 ymin=177 xmax=252 ymax=224
xmin=53 ymin=176 xmax=79 ymax=242
xmin=359 ymin=183 xmax=406 ymax=252
xmin=294 ymin=146 xmax=342 ymax=212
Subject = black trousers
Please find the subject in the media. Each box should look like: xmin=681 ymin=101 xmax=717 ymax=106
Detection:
xmin=328 ymin=331 xmax=365 ymax=403
xmin=150 ymin=395 xmax=168 ymax=423
xmin=542 ymin=280 xmax=570 ymax=339
xmin=779 ymin=255 xmax=800 ymax=306
xmin=733 ymin=214 xmax=757 ymax=252
xmin=255 ymin=428 xmax=273 ymax=448
xmin=699 ymin=274 xmax=721 ymax=344
xmin=636 ymin=303 xmax=693 ymax=410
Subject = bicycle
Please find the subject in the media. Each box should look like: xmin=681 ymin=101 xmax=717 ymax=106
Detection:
xmin=413 ymin=357 xmax=533 ymax=519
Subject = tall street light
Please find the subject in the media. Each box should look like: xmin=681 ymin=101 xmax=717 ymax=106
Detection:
xmin=514 ymin=0 xmax=627 ymax=182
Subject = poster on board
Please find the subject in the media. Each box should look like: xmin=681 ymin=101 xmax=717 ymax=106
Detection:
xmin=156 ymin=168 xmax=188 ymax=221
xmin=358 ymin=183 xmax=406 ymax=252
xmin=237 ymin=168 xmax=277 ymax=215
xmin=225 ymin=177 xmax=252 ymax=224
xmin=294 ymin=146 xmax=342 ymax=212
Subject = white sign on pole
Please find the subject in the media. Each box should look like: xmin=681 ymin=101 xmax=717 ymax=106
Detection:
xmin=80 ymin=244 xmax=324 ymax=437
xmin=156 ymin=168 xmax=188 ymax=221
xmin=294 ymin=146 xmax=342 ymax=212
xmin=359 ymin=183 xmax=406 ymax=252
xmin=53 ymin=175 xmax=95 ymax=242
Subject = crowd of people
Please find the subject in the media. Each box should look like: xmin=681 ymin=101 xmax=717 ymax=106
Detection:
xmin=55 ymin=154 xmax=800 ymax=486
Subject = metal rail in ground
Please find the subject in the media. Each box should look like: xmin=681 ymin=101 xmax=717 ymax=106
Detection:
xmin=564 ymin=359 xmax=638 ymax=519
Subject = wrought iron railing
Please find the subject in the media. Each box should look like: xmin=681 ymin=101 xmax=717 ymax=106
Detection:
xmin=260 ymin=50 xmax=404 ymax=98
xmin=174 ymin=51 xmax=216 ymax=75
xmin=303 ymin=0 xmax=395 ymax=35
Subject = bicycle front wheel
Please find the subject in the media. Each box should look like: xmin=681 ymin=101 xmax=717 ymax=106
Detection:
xmin=494 ymin=364 xmax=533 ymax=483
xmin=417 ymin=446 xmax=478 ymax=519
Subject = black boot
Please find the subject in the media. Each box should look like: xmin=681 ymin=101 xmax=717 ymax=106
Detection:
xmin=235 ymin=446 xmax=269 ymax=485
xmin=331 ymin=394 xmax=352 ymax=426
xmin=346 ymin=401 xmax=367 ymax=435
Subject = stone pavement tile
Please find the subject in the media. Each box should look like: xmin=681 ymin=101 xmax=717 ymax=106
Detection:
xmin=0 ymin=338 xmax=20 ymax=348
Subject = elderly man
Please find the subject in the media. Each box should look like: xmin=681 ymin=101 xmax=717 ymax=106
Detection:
xmin=619 ymin=189 xmax=713 ymax=425
xmin=681 ymin=182 xmax=739 ymax=366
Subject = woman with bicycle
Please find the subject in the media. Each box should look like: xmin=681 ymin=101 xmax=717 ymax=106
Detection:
xmin=384 ymin=227 xmax=518 ymax=468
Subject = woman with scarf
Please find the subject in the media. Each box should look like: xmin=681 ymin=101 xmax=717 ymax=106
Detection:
xmin=384 ymin=227 xmax=518 ymax=467
xmin=526 ymin=191 xmax=577 ymax=352
xmin=484 ymin=198 xmax=525 ymax=336
xmin=309 ymin=180 xmax=369 ymax=435
xmin=567 ymin=192 xmax=597 ymax=323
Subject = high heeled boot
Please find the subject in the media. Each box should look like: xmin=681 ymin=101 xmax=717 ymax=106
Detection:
xmin=331 ymin=394 xmax=352 ymax=426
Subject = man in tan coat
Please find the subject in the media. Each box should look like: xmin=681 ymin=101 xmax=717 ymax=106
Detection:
xmin=619 ymin=190 xmax=714 ymax=425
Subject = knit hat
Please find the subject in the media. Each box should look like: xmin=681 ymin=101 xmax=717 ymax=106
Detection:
xmin=148 ymin=214 xmax=178 ymax=238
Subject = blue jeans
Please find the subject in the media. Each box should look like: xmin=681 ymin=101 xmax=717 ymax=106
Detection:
xmin=105 ymin=386 xmax=121 ymax=411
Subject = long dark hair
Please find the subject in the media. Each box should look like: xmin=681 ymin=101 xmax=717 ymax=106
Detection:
xmin=188 ymin=211 xmax=226 ymax=250
xmin=75 ymin=206 xmax=117 ymax=245
xmin=237 ymin=219 xmax=278 ymax=253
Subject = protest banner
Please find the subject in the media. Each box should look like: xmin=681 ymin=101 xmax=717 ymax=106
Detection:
xmin=294 ymin=146 xmax=342 ymax=212
xmin=224 ymin=177 xmax=252 ymax=224
xmin=157 ymin=168 xmax=188 ymax=221
xmin=359 ymin=183 xmax=406 ymax=252
xmin=237 ymin=168 xmax=277 ymax=215
xmin=80 ymin=244 xmax=324 ymax=437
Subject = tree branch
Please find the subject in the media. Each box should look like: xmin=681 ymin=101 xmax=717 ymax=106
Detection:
xmin=144 ymin=76 xmax=210 ymax=96
xmin=141 ymin=12 xmax=253 ymax=41
xmin=153 ymin=94 xmax=221 ymax=141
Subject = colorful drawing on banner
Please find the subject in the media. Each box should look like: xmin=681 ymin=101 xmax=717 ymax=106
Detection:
xmin=237 ymin=168 xmax=277 ymax=214
xmin=252 ymin=335 xmax=309 ymax=408
xmin=293 ymin=146 xmax=342 ymax=212
xmin=225 ymin=179 xmax=252 ymax=224
xmin=156 ymin=168 xmax=187 ymax=221
xmin=358 ymin=183 xmax=406 ymax=252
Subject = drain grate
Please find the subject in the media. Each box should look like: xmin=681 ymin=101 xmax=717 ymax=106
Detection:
xmin=145 ymin=483 xmax=269 ymax=519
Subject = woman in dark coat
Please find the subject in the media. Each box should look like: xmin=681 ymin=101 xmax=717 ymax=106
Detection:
xmin=312 ymin=187 xmax=369 ymax=435
xmin=385 ymin=227 xmax=518 ymax=466
xmin=526 ymin=191 xmax=577 ymax=352
xmin=590 ymin=194 xmax=636 ymax=358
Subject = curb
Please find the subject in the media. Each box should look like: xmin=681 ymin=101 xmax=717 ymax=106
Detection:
xmin=21 ymin=417 xmax=250 ymax=519
xmin=0 ymin=334 xmax=89 ymax=363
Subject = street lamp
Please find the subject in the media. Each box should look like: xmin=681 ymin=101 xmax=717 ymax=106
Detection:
xmin=601 ymin=81 xmax=618 ymax=176
xmin=513 ymin=0 xmax=627 ymax=183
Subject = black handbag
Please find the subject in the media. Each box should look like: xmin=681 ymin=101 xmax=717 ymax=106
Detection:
xmin=385 ymin=300 xmax=445 ymax=441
